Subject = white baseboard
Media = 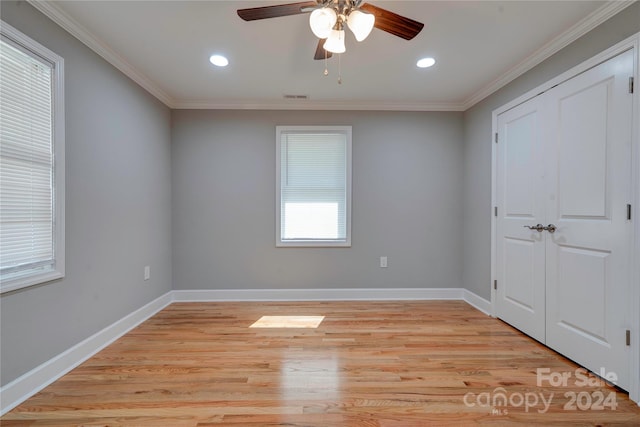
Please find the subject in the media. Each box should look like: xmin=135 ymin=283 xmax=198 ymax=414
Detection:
xmin=0 ymin=292 xmax=173 ymax=416
xmin=1 ymin=286 xmax=492 ymax=415
xmin=172 ymin=287 xmax=465 ymax=302
xmin=174 ymin=287 xmax=492 ymax=315
xmin=462 ymin=289 xmax=492 ymax=316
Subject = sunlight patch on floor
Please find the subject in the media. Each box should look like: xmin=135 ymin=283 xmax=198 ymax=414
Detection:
xmin=250 ymin=315 xmax=325 ymax=328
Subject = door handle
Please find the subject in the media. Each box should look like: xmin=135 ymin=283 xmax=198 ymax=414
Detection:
xmin=524 ymin=224 xmax=545 ymax=232
xmin=544 ymin=224 xmax=557 ymax=233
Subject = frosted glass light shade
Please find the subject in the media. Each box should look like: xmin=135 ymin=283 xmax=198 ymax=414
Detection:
xmin=347 ymin=10 xmax=375 ymax=42
xmin=323 ymin=29 xmax=346 ymax=54
xmin=309 ymin=8 xmax=337 ymax=39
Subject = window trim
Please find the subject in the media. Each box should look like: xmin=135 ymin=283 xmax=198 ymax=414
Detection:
xmin=276 ymin=125 xmax=352 ymax=247
xmin=0 ymin=21 xmax=65 ymax=294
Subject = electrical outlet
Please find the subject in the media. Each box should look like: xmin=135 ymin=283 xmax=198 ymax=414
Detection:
xmin=144 ymin=266 xmax=150 ymax=281
xmin=380 ymin=256 xmax=388 ymax=268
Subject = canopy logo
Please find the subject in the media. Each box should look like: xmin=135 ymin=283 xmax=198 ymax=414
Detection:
xmin=463 ymin=387 xmax=553 ymax=414
xmin=463 ymin=367 xmax=618 ymax=415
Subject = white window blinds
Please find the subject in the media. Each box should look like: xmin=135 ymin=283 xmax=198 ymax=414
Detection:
xmin=0 ymin=25 xmax=65 ymax=293
xmin=277 ymin=126 xmax=352 ymax=247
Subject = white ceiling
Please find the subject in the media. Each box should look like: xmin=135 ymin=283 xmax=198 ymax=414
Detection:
xmin=31 ymin=1 xmax=632 ymax=110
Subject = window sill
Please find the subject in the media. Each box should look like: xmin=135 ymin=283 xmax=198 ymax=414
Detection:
xmin=0 ymin=268 xmax=64 ymax=294
xmin=277 ymin=240 xmax=351 ymax=248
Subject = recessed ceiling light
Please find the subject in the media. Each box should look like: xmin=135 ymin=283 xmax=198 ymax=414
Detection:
xmin=417 ymin=57 xmax=436 ymax=68
xmin=209 ymin=54 xmax=229 ymax=67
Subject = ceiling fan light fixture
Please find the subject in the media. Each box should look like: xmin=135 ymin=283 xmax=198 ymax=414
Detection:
xmin=323 ymin=28 xmax=346 ymax=54
xmin=309 ymin=7 xmax=337 ymax=39
xmin=347 ymin=10 xmax=375 ymax=42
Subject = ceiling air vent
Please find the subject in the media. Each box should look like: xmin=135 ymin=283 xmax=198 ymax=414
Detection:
xmin=283 ymin=94 xmax=309 ymax=100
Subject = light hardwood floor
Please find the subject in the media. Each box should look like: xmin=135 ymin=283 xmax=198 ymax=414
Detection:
xmin=2 ymin=301 xmax=640 ymax=426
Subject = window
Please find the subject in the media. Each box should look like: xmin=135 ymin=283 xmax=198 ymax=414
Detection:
xmin=276 ymin=126 xmax=351 ymax=247
xmin=0 ymin=22 xmax=65 ymax=293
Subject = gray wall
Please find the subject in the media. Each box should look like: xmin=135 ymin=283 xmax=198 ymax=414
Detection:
xmin=172 ymin=110 xmax=463 ymax=290
xmin=0 ymin=2 xmax=173 ymax=386
xmin=461 ymin=2 xmax=640 ymax=299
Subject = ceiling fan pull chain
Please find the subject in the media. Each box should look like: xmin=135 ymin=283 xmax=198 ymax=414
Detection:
xmin=324 ymin=48 xmax=329 ymax=76
xmin=338 ymin=53 xmax=342 ymax=84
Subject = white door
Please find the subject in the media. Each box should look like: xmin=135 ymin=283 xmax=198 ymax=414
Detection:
xmin=495 ymin=98 xmax=547 ymax=342
xmin=495 ymin=49 xmax=634 ymax=390
xmin=544 ymin=49 xmax=633 ymax=390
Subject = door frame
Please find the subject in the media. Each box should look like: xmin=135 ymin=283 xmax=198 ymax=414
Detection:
xmin=490 ymin=33 xmax=640 ymax=404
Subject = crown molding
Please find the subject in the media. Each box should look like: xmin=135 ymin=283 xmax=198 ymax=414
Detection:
xmin=172 ymin=99 xmax=466 ymax=111
xmin=27 ymin=0 xmax=634 ymax=112
xmin=27 ymin=0 xmax=175 ymax=108
xmin=461 ymin=0 xmax=636 ymax=110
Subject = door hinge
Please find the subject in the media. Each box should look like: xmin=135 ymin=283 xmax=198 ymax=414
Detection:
xmin=494 ymin=280 xmax=497 ymax=290
xmin=630 ymin=77 xmax=634 ymax=94
xmin=627 ymin=204 xmax=632 ymax=221
xmin=626 ymin=330 xmax=631 ymax=346
xmin=494 ymin=206 xmax=498 ymax=217
xmin=495 ymin=132 xmax=498 ymax=143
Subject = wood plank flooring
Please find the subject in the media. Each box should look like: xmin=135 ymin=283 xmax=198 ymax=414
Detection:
xmin=2 ymin=301 xmax=640 ymax=426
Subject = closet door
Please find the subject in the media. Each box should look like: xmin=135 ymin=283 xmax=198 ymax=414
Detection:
xmin=495 ymin=97 xmax=547 ymax=342
xmin=544 ymin=49 xmax=633 ymax=390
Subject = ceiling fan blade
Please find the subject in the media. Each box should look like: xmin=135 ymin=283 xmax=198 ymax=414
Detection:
xmin=237 ymin=1 xmax=319 ymax=21
xmin=359 ymin=3 xmax=424 ymax=40
xmin=313 ymin=39 xmax=333 ymax=60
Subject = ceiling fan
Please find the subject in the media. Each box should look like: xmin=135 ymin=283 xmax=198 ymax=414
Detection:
xmin=237 ymin=0 xmax=424 ymax=60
